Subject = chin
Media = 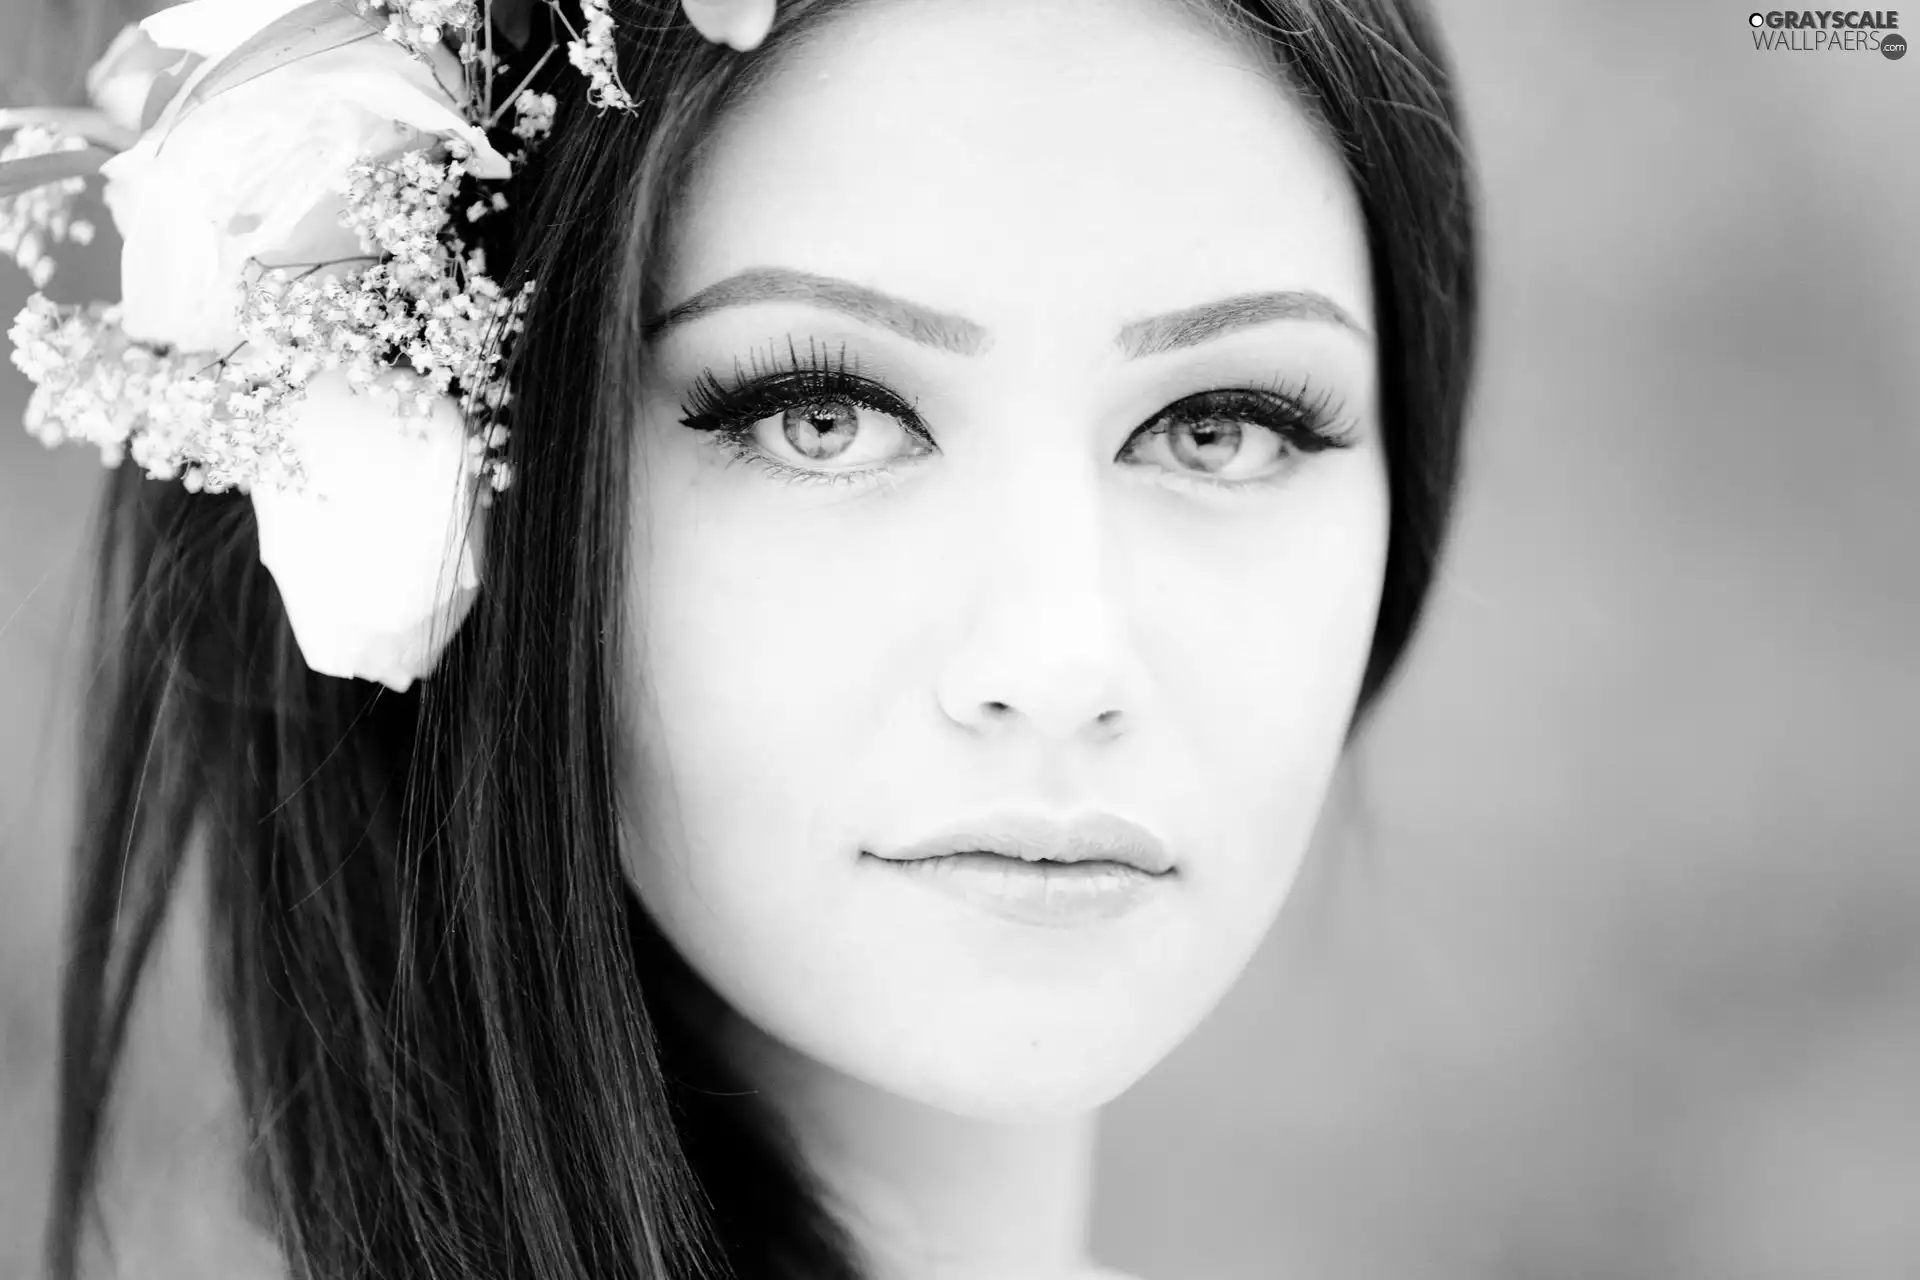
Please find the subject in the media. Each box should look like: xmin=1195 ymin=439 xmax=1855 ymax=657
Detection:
xmin=816 ymin=986 xmax=1202 ymax=1122
xmin=877 ymin=1046 xmax=1162 ymax=1124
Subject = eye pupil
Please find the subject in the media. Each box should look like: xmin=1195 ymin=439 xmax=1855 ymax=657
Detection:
xmin=783 ymin=401 xmax=859 ymax=459
xmin=1167 ymin=417 xmax=1243 ymax=472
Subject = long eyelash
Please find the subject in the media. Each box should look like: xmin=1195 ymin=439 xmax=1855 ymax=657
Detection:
xmin=674 ymin=344 xmax=1354 ymax=491
xmin=1122 ymin=375 xmax=1359 ymax=493
xmin=677 ymin=336 xmax=927 ymax=440
xmin=1156 ymin=374 xmax=1360 ymax=453
xmin=1275 ymin=375 xmax=1359 ymax=449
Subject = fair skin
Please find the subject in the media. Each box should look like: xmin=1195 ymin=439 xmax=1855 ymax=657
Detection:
xmin=621 ymin=0 xmax=1385 ymax=1275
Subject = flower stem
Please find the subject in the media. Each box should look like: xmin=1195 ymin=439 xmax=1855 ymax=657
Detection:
xmin=484 ymin=42 xmax=558 ymax=128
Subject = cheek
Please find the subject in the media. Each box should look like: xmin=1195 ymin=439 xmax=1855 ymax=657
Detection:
xmin=1125 ymin=449 xmax=1391 ymax=932
xmin=619 ymin=431 xmax=890 ymax=914
xmin=1177 ymin=469 xmax=1386 ymax=790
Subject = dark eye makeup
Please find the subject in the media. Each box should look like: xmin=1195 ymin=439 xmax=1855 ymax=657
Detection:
xmin=674 ymin=335 xmax=1359 ymax=491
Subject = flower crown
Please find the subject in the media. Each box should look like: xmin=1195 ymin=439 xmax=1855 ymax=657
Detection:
xmin=0 ymin=0 xmax=775 ymax=690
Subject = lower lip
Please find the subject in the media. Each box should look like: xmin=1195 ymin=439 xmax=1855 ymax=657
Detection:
xmin=870 ymin=851 xmax=1167 ymax=927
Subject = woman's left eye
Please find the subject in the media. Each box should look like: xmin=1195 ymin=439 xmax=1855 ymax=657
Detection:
xmin=1119 ymin=388 xmax=1352 ymax=488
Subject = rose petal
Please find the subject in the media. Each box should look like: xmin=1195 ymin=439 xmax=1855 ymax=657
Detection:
xmin=681 ymin=0 xmax=778 ymax=51
xmin=140 ymin=0 xmax=319 ymax=60
xmin=275 ymin=53 xmax=511 ymax=178
xmin=101 ymin=139 xmax=243 ymax=352
xmin=85 ymin=23 xmax=193 ymax=134
xmin=250 ymin=372 xmax=486 ymax=691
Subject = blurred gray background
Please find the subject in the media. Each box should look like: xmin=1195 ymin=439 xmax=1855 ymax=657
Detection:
xmin=3 ymin=1 xmax=1917 ymax=1277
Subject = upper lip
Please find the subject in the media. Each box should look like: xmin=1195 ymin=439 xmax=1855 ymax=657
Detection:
xmin=869 ymin=812 xmax=1176 ymax=876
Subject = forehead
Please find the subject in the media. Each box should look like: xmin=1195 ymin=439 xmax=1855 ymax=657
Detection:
xmin=660 ymin=0 xmax=1372 ymax=349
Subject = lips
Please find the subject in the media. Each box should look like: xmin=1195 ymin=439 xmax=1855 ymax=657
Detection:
xmin=866 ymin=811 xmax=1176 ymax=877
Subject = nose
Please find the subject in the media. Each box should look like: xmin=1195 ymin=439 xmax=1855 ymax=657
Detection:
xmin=932 ymin=455 xmax=1145 ymax=745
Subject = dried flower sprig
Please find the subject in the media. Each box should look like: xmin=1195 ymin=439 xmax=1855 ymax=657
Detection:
xmin=355 ymin=0 xmax=482 ymax=53
xmin=0 ymin=0 xmax=774 ymax=688
xmin=10 ymin=295 xmax=310 ymax=494
xmin=511 ymin=89 xmax=558 ymax=141
xmin=0 ymin=126 xmax=99 ymax=287
xmin=564 ymin=0 xmax=638 ymax=111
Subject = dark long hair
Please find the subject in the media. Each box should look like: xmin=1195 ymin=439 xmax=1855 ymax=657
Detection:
xmin=39 ymin=0 xmax=1477 ymax=1276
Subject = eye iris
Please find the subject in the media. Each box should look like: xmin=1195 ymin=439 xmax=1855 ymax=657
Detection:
xmin=1167 ymin=416 xmax=1243 ymax=472
xmin=782 ymin=401 xmax=860 ymax=460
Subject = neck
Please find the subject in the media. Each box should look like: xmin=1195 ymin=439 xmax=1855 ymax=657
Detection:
xmin=719 ymin=1008 xmax=1104 ymax=1280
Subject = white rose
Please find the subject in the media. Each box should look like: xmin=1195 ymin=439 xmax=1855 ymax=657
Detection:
xmin=97 ymin=0 xmax=510 ymax=355
xmin=87 ymin=0 xmax=314 ymax=134
xmin=250 ymin=371 xmax=487 ymax=692
xmin=85 ymin=22 xmax=198 ymax=136
xmin=139 ymin=0 xmax=313 ymax=56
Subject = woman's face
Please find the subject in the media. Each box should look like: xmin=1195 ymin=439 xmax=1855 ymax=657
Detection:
xmin=622 ymin=0 xmax=1385 ymax=1121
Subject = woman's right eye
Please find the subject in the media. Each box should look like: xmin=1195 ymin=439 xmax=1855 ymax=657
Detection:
xmin=741 ymin=398 xmax=934 ymax=471
xmin=679 ymin=368 xmax=937 ymax=485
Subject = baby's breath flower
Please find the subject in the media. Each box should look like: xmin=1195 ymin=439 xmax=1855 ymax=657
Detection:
xmin=511 ymin=90 xmax=558 ymax=141
xmin=0 ymin=126 xmax=98 ymax=288
xmin=342 ymin=151 xmax=465 ymax=284
xmin=353 ymin=0 xmax=480 ymax=56
xmin=567 ymin=0 xmax=638 ymax=112
xmin=9 ymin=295 xmax=307 ymax=493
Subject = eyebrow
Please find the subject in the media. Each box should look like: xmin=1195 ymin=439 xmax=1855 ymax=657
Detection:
xmin=643 ymin=267 xmax=989 ymax=355
xmin=1116 ymin=290 xmax=1370 ymax=355
xmin=642 ymin=266 xmax=1369 ymax=357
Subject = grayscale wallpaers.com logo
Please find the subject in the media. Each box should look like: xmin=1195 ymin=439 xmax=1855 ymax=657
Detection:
xmin=1748 ymin=9 xmax=1906 ymax=56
